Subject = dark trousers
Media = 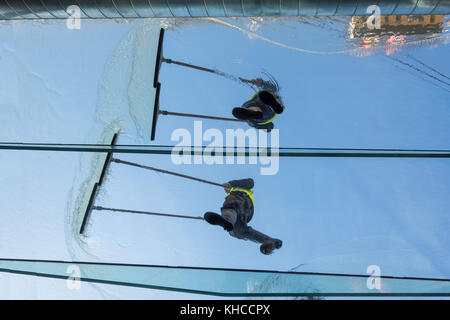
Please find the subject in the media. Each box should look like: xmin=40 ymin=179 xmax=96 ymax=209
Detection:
xmin=221 ymin=195 xmax=274 ymax=244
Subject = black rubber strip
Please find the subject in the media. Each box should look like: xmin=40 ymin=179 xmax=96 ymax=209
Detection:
xmin=153 ymin=28 xmax=165 ymax=88
xmin=79 ymin=182 xmax=99 ymax=235
xmin=150 ymin=82 xmax=161 ymax=141
xmin=98 ymin=133 xmax=118 ymax=186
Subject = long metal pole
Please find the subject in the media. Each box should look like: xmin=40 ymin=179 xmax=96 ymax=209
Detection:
xmin=162 ymin=58 xmax=216 ymax=74
xmin=161 ymin=58 xmax=261 ymax=86
xmin=1 ymin=143 xmax=450 ymax=158
xmin=93 ymin=206 xmax=204 ymax=220
xmin=159 ymin=110 xmax=244 ymax=122
xmin=111 ymin=158 xmax=223 ymax=187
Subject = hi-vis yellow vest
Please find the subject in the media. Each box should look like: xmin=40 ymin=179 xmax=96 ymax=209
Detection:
xmin=257 ymin=114 xmax=276 ymax=125
xmin=226 ymin=188 xmax=254 ymax=208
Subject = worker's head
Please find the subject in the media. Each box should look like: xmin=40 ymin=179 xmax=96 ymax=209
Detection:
xmin=221 ymin=207 xmax=237 ymax=226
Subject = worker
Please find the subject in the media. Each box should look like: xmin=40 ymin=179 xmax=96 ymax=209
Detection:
xmin=232 ymin=90 xmax=284 ymax=132
xmin=204 ymin=178 xmax=283 ymax=255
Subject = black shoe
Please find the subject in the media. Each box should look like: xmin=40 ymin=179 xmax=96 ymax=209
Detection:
xmin=232 ymin=107 xmax=263 ymax=120
xmin=260 ymin=239 xmax=283 ymax=255
xmin=258 ymin=91 xmax=284 ymax=114
xmin=204 ymin=212 xmax=233 ymax=231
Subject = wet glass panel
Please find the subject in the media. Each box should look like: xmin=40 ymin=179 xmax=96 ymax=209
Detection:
xmin=1 ymin=11 xmax=449 ymax=299
xmin=0 ymin=259 xmax=449 ymax=296
xmin=0 ymin=20 xmax=159 ymax=144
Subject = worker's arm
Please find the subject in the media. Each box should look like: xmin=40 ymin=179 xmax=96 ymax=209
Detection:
xmin=227 ymin=178 xmax=254 ymax=190
xmin=222 ymin=178 xmax=254 ymax=193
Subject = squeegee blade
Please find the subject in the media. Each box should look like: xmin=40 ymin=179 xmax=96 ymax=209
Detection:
xmin=80 ymin=183 xmax=99 ymax=235
xmin=150 ymin=82 xmax=161 ymax=141
xmin=153 ymin=28 xmax=165 ymax=88
xmin=98 ymin=133 xmax=118 ymax=186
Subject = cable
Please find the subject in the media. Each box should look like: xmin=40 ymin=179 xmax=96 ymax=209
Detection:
xmin=390 ymin=57 xmax=450 ymax=87
xmin=405 ymin=54 xmax=450 ymax=81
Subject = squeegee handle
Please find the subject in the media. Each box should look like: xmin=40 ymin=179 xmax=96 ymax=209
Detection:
xmin=159 ymin=110 xmax=244 ymax=122
xmin=111 ymin=158 xmax=223 ymax=188
xmin=162 ymin=58 xmax=216 ymax=74
xmin=93 ymin=206 xmax=204 ymax=220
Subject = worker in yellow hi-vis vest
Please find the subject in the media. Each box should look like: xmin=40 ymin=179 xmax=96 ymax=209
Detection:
xmin=232 ymin=90 xmax=284 ymax=132
xmin=204 ymin=178 xmax=283 ymax=255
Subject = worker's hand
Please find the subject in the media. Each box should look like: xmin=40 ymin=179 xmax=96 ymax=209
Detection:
xmin=247 ymin=121 xmax=254 ymax=127
xmin=222 ymin=183 xmax=231 ymax=194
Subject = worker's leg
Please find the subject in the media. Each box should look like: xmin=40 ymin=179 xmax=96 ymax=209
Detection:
xmin=258 ymin=90 xmax=284 ymax=114
xmin=245 ymin=226 xmax=283 ymax=255
xmin=221 ymin=208 xmax=237 ymax=225
xmin=245 ymin=227 xmax=274 ymax=244
xmin=260 ymin=240 xmax=283 ymax=255
xmin=232 ymin=107 xmax=263 ymax=120
xmin=204 ymin=212 xmax=233 ymax=231
xmin=204 ymin=197 xmax=242 ymax=231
